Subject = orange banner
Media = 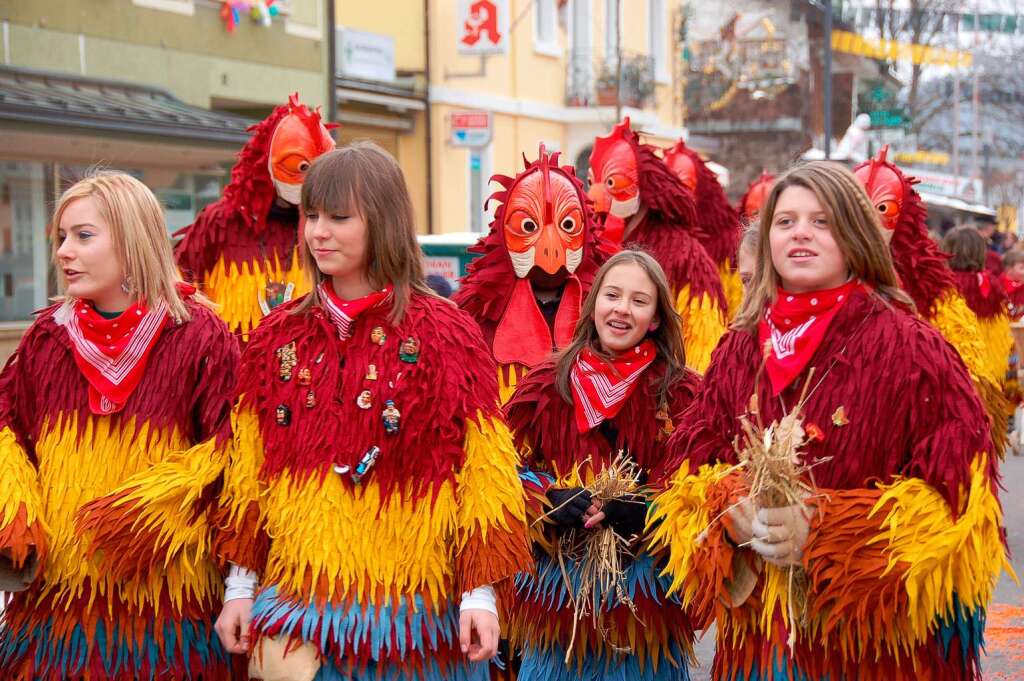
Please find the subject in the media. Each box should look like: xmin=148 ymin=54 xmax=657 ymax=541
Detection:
xmin=831 ymin=30 xmax=972 ymax=68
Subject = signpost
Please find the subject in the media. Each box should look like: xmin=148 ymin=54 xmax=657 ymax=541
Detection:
xmin=449 ymin=110 xmax=492 ymax=147
xmin=457 ymin=0 xmax=510 ymax=55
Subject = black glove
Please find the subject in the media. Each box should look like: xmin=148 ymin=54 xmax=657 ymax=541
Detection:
xmin=545 ymin=487 xmax=593 ymax=529
xmin=600 ymin=494 xmax=647 ymax=540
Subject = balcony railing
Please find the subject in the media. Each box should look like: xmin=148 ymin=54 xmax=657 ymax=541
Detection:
xmin=566 ymin=51 xmax=657 ymax=109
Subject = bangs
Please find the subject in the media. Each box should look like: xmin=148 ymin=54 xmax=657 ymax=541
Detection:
xmin=301 ymin=150 xmax=361 ymax=216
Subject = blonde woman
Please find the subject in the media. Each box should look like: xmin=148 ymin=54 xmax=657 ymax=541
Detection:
xmin=0 ymin=171 xmax=239 ymax=679
xmin=651 ymin=162 xmax=1009 ymax=681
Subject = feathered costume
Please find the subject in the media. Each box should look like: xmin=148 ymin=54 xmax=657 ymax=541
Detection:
xmin=455 ymin=146 xmax=611 ymax=403
xmin=737 ymin=171 xmax=775 ymax=225
xmin=662 ymin=141 xmax=743 ymax=317
xmin=650 ymin=288 xmax=1010 ymax=681
xmin=854 ymin=148 xmax=1010 ymax=454
xmin=506 ymin=357 xmax=700 ymax=681
xmin=950 ymin=269 xmax=1013 ymax=401
xmin=175 ymin=93 xmax=336 ymax=339
xmin=588 ymin=119 xmax=726 ymax=373
xmin=0 ymin=297 xmax=239 ymax=680
xmin=212 ymin=289 xmax=533 ymax=679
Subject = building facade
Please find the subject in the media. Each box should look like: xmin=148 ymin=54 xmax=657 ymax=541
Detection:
xmin=0 ymin=0 xmax=328 ymax=356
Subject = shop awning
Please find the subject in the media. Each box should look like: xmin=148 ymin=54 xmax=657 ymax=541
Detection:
xmin=0 ymin=65 xmax=253 ymax=146
xmin=918 ymin=191 xmax=997 ymax=217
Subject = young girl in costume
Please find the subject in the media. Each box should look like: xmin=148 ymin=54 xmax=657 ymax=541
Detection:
xmin=212 ymin=141 xmax=532 ymax=681
xmin=650 ymin=162 xmax=1009 ymax=681
xmin=506 ymin=249 xmax=700 ymax=681
xmin=0 ymin=172 xmax=239 ymax=680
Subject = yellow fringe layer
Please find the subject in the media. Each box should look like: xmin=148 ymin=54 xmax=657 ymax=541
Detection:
xmin=497 ymin=363 xmax=529 ymax=406
xmin=675 ymin=286 xmax=727 ymax=375
xmin=456 ymin=413 xmax=528 ymax=541
xmin=79 ymin=437 xmax=228 ymax=581
xmin=869 ymin=454 xmax=1013 ymax=644
xmin=976 ymin=313 xmax=1013 ymax=387
xmin=218 ymin=404 xmax=267 ymax=544
xmin=200 ymin=251 xmax=307 ymax=339
xmin=929 ymin=290 xmax=992 ymax=383
xmin=647 ymin=462 xmax=735 ymax=601
xmin=33 ymin=414 xmax=221 ymax=611
xmin=0 ymin=425 xmax=46 ymax=563
xmin=245 ymin=410 xmax=527 ymax=605
xmin=719 ymin=263 xmax=745 ymax=321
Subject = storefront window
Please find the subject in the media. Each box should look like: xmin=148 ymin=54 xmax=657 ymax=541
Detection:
xmin=0 ymin=162 xmax=227 ymax=322
xmin=0 ymin=161 xmax=53 ymax=322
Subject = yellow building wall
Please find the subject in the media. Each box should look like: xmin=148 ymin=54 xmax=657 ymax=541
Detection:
xmin=336 ymin=0 xmax=425 ymax=72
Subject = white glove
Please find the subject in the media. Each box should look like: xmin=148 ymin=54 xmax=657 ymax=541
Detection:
xmin=749 ymin=504 xmax=811 ymax=567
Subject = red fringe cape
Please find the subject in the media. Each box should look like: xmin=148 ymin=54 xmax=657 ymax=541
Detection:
xmin=174 ymin=102 xmax=302 ymax=284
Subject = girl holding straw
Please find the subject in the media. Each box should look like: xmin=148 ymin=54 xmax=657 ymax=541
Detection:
xmin=650 ymin=161 xmax=1010 ymax=681
xmin=505 ymin=248 xmax=701 ymax=681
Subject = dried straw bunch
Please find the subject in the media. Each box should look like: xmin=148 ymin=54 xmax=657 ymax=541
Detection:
xmin=727 ymin=360 xmax=829 ymax=650
xmin=539 ymin=452 xmax=646 ymax=663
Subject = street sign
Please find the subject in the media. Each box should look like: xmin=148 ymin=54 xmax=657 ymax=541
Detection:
xmin=868 ymin=109 xmax=906 ymax=128
xmin=457 ymin=0 xmax=510 ymax=55
xmin=337 ymin=28 xmax=396 ymax=83
xmin=450 ymin=110 xmax=492 ymax=147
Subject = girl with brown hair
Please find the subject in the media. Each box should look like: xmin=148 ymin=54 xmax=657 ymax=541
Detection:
xmin=0 ymin=171 xmax=239 ymax=680
xmin=650 ymin=162 xmax=1009 ymax=681
xmin=211 ymin=141 xmax=532 ymax=681
xmin=504 ymin=248 xmax=701 ymax=680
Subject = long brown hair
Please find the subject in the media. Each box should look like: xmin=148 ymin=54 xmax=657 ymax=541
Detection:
xmin=294 ymin=141 xmax=435 ymax=323
xmin=51 ymin=170 xmax=206 ymax=323
xmin=554 ymin=248 xmax=687 ymax=406
xmin=942 ymin=225 xmax=987 ymax=272
xmin=733 ymin=161 xmax=913 ymax=330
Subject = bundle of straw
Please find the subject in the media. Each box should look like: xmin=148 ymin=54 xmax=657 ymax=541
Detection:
xmin=728 ymin=366 xmax=828 ymax=650
xmin=539 ymin=452 xmax=645 ymax=663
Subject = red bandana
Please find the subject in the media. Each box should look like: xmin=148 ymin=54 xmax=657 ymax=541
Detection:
xmin=492 ymin=276 xmax=582 ymax=368
xmin=318 ymin=282 xmax=393 ymax=341
xmin=758 ymin=280 xmax=862 ymax=395
xmin=570 ymin=340 xmax=656 ymax=433
xmin=61 ymin=295 xmax=178 ymax=415
xmin=1000 ymin=273 xmax=1023 ymax=296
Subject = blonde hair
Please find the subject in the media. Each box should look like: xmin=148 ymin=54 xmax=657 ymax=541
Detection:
xmin=51 ymin=171 xmax=199 ymax=322
xmin=554 ymin=248 xmax=687 ymax=406
xmin=295 ymin=141 xmax=436 ymax=323
xmin=733 ymin=161 xmax=913 ymax=331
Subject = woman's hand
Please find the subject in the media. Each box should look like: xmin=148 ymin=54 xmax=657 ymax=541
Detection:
xmin=215 ymin=598 xmax=254 ymax=654
xmin=459 ymin=608 xmax=499 ymax=662
xmin=749 ymin=503 xmax=811 ymax=567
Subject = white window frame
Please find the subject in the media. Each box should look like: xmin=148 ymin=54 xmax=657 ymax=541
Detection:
xmin=534 ymin=0 xmax=561 ymax=57
xmin=603 ymin=0 xmax=620 ymax=64
xmin=131 ymin=0 xmax=194 ymax=15
xmin=648 ymin=0 xmax=670 ymax=84
xmin=567 ymin=0 xmax=593 ymax=102
xmin=466 ymin=145 xmax=493 ymax=234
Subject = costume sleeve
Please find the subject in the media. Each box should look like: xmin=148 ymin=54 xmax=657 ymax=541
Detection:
xmin=0 ymin=344 xmax=47 ymax=572
xmin=77 ymin=313 xmax=240 ymax=580
xmin=451 ymin=320 xmax=533 ymax=606
xmin=801 ymin=331 xmax=1007 ymax=661
xmin=210 ymin=398 xmax=270 ymax=574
